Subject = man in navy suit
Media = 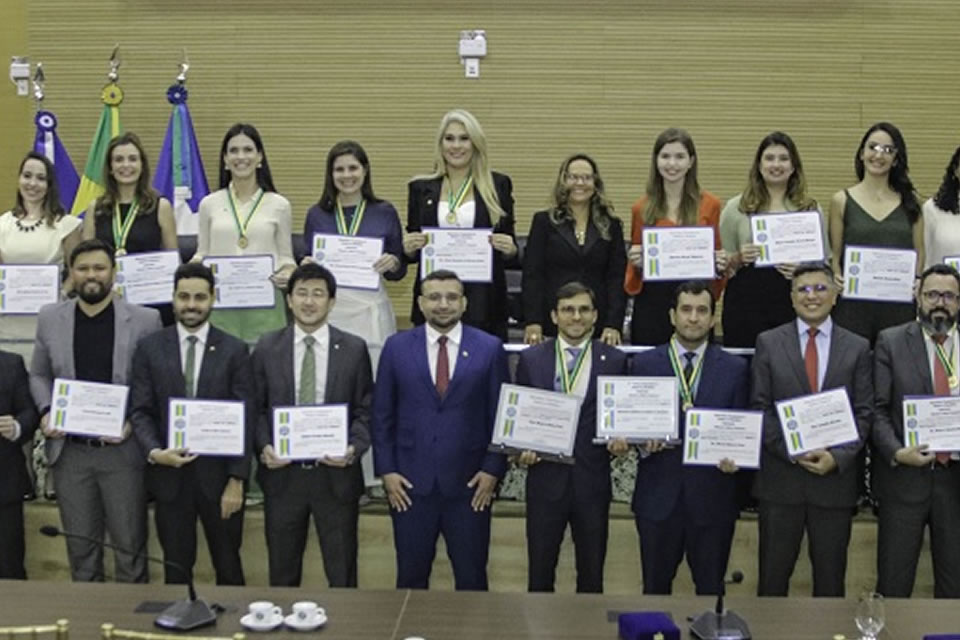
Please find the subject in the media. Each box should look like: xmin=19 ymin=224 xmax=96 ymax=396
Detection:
xmin=615 ymin=280 xmax=749 ymax=595
xmin=372 ymin=269 xmax=508 ymax=590
xmin=515 ymin=281 xmax=626 ymax=593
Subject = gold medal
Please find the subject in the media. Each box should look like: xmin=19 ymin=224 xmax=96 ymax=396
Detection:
xmin=237 ymin=236 xmax=249 ymax=249
xmin=951 ymin=376 xmax=959 ymax=389
xmin=445 ymin=211 xmax=458 ymax=225
xmin=683 ymin=401 xmax=693 ymax=412
xmin=115 ymin=248 xmax=127 ymax=257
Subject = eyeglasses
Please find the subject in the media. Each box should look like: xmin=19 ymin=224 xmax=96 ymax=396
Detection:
xmin=867 ymin=141 xmax=897 ymax=155
xmin=564 ymin=173 xmax=595 ymax=184
xmin=423 ymin=292 xmax=462 ymax=303
xmin=922 ymin=290 xmax=959 ymax=304
xmin=557 ymin=304 xmax=595 ymax=316
xmin=795 ymin=284 xmax=832 ymax=295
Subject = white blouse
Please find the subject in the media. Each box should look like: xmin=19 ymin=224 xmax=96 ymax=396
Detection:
xmin=0 ymin=210 xmax=81 ymax=265
xmin=923 ymin=197 xmax=960 ymax=269
xmin=195 ymin=188 xmax=296 ymax=269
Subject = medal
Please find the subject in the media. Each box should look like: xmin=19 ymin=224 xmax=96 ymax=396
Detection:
xmin=444 ymin=175 xmax=473 ymax=227
xmin=237 ymin=236 xmax=249 ymax=249
xmin=951 ymin=376 xmax=959 ymax=389
xmin=227 ymin=184 xmax=266 ymax=248
xmin=668 ymin=337 xmax=704 ymax=412
xmin=931 ymin=333 xmax=959 ymax=390
xmin=112 ymin=198 xmax=140 ymax=256
xmin=115 ymin=248 xmax=127 ymax=257
xmin=555 ymin=339 xmax=591 ymax=395
xmin=335 ymin=198 xmax=366 ymax=236
xmin=682 ymin=401 xmax=693 ymax=412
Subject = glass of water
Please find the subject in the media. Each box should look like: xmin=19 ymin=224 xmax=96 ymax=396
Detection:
xmin=855 ymin=591 xmax=885 ymax=640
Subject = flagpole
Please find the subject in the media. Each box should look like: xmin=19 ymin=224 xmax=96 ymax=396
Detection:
xmin=31 ymin=62 xmax=80 ymax=213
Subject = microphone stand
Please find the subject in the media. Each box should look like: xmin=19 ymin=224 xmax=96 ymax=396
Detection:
xmin=690 ymin=571 xmax=751 ymax=640
xmin=40 ymin=526 xmax=218 ymax=631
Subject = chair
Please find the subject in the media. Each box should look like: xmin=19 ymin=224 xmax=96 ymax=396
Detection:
xmin=100 ymin=624 xmax=244 ymax=640
xmin=0 ymin=619 xmax=69 ymax=639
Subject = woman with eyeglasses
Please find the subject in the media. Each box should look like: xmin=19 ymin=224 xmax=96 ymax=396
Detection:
xmin=624 ymin=128 xmax=725 ymax=346
xmin=829 ymin=122 xmax=923 ymax=345
xmin=922 ymin=145 xmax=960 ymax=270
xmin=719 ymin=131 xmax=827 ymax=348
xmin=522 ymin=153 xmax=626 ymax=345
xmin=402 ymin=109 xmax=516 ymax=340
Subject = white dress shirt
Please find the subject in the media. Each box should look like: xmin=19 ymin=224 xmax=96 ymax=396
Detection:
xmin=797 ymin=317 xmax=832 ymax=391
xmin=556 ymin=335 xmax=592 ymax=398
xmin=674 ymin=338 xmax=708 ymax=398
xmin=294 ymin=323 xmax=329 ymax=404
xmin=426 ymin=322 xmax=462 ymax=384
xmin=177 ymin=322 xmax=211 ymax=393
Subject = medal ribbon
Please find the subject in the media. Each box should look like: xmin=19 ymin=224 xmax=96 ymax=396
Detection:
xmin=555 ymin=339 xmax=591 ymax=394
xmin=446 ymin=175 xmax=473 ymax=215
xmin=335 ymin=198 xmax=366 ymax=236
xmin=112 ymin=198 xmax=140 ymax=252
xmin=933 ymin=337 xmax=958 ymax=388
xmin=227 ymin=185 xmax=266 ymax=240
xmin=668 ymin=337 xmax=705 ymax=408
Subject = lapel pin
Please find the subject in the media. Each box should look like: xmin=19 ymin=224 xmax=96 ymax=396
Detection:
xmin=462 ymin=350 xmax=469 ymax=358
xmin=600 ymin=354 xmax=606 ymax=361
xmin=209 ymin=345 xmax=215 ymax=352
xmin=427 ymin=198 xmax=434 ymax=206
xmin=334 ymin=343 xmax=340 ymax=350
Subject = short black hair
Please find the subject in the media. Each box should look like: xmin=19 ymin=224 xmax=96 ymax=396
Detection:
xmin=553 ymin=281 xmax=596 ymax=309
xmin=422 ymin=269 xmax=463 ymax=288
xmin=286 ymin=262 xmax=337 ymax=298
xmin=919 ymin=263 xmax=960 ymax=292
xmin=670 ymin=280 xmax=715 ymax=314
xmin=69 ymin=238 xmax=115 ymax=268
xmin=792 ymin=261 xmax=834 ymax=284
xmin=174 ymin=262 xmax=215 ymax=293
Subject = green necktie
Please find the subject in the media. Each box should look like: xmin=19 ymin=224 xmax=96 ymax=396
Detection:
xmin=184 ymin=335 xmax=198 ymax=398
xmin=298 ymin=335 xmax=316 ymax=405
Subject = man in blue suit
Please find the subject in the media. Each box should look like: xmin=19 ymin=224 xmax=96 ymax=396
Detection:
xmin=614 ymin=280 xmax=749 ymax=595
xmin=515 ymin=281 xmax=626 ymax=593
xmin=372 ymin=269 xmax=508 ymax=590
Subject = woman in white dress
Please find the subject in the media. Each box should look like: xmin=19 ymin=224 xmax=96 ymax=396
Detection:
xmin=923 ymin=145 xmax=960 ymax=269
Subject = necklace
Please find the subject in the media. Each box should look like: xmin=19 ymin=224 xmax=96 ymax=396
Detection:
xmin=15 ymin=216 xmax=44 ymax=232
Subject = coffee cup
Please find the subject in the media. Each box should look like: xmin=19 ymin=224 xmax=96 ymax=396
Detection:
xmin=249 ymin=601 xmax=281 ymax=623
xmin=292 ymin=601 xmax=324 ymax=623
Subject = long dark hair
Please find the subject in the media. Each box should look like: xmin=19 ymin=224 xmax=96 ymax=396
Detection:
xmin=13 ymin=151 xmax=65 ymax=227
xmin=854 ymin=122 xmax=920 ymax=224
xmin=217 ymin=123 xmax=277 ymax=192
xmin=317 ymin=140 xmax=381 ymax=211
xmin=933 ymin=146 xmax=960 ymax=215
xmin=95 ymin=132 xmax=159 ymax=217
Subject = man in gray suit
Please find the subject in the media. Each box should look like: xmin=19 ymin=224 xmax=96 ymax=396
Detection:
xmin=252 ymin=263 xmax=372 ymax=587
xmin=751 ymin=262 xmax=873 ymax=597
xmin=30 ymin=239 xmax=162 ymax=582
xmin=873 ymin=263 xmax=960 ymax=598
xmin=129 ymin=262 xmax=253 ymax=585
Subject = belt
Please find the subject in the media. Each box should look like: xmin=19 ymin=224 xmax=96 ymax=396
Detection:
xmin=66 ymin=435 xmax=108 ymax=448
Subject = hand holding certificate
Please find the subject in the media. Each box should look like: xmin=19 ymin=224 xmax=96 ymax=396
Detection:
xmin=642 ymin=227 xmax=716 ymax=281
xmin=203 ymin=255 xmax=275 ymax=309
xmin=0 ymin=264 xmax=60 ymax=314
xmin=490 ymin=384 xmax=581 ymax=462
xmin=750 ymin=211 xmax=825 ymax=266
xmin=682 ymin=409 xmax=763 ymax=469
xmin=595 ymin=376 xmax=679 ymax=443
xmin=272 ymin=405 xmax=349 ymax=460
xmin=420 ymin=227 xmax=493 ymax=283
xmin=50 ymin=378 xmax=128 ymax=439
xmin=776 ymin=388 xmax=860 ymax=456
xmin=902 ymin=396 xmax=960 ymax=452
xmin=168 ymin=399 xmax=246 ymax=456
xmin=115 ymin=250 xmax=180 ymax=305
xmin=842 ymin=245 xmax=917 ymax=303
xmin=312 ymin=233 xmax=383 ymax=291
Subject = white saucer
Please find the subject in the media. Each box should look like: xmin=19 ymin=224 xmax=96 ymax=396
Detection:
xmin=284 ymin=612 xmax=328 ymax=631
xmin=240 ymin=613 xmax=284 ymax=631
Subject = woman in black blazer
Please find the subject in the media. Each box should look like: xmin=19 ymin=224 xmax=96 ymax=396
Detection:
xmin=522 ymin=153 xmax=627 ymax=345
xmin=402 ymin=109 xmax=517 ymax=339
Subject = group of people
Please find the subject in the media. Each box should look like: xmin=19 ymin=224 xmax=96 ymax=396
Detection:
xmin=1 ymin=108 xmax=959 ymax=599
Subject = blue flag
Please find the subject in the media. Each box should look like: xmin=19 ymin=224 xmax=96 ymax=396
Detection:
xmin=33 ymin=110 xmax=80 ymax=213
xmin=153 ymin=84 xmax=209 ymax=235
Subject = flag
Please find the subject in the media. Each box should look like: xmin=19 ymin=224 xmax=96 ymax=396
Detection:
xmin=153 ymin=83 xmax=209 ymax=235
xmin=33 ymin=110 xmax=80 ymax=213
xmin=70 ymin=82 xmax=123 ymax=215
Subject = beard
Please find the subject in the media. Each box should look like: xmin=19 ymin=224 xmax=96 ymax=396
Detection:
xmin=77 ymin=279 xmax=111 ymax=305
xmin=177 ymin=308 xmax=211 ymax=329
xmin=919 ymin=306 xmax=958 ymax=336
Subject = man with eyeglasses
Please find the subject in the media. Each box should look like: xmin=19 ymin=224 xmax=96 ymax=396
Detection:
xmin=372 ymin=269 xmax=509 ymax=590
xmin=515 ymin=281 xmax=626 ymax=593
xmin=751 ymin=262 xmax=873 ymax=597
xmin=873 ymin=263 xmax=960 ymax=598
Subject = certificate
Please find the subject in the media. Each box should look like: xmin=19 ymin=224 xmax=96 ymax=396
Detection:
xmin=273 ymin=405 xmax=349 ymax=460
xmin=642 ymin=226 xmax=715 ymax=281
xmin=595 ymin=376 xmax=679 ymax=442
xmin=682 ymin=409 xmax=763 ymax=469
xmin=490 ymin=384 xmax=582 ymax=461
xmin=944 ymin=255 xmax=960 ymax=273
xmin=115 ymin=250 xmax=180 ymax=305
xmin=751 ymin=211 xmax=825 ymax=266
xmin=49 ymin=378 xmax=127 ymax=439
xmin=902 ymin=396 xmax=960 ymax=451
xmin=168 ymin=399 xmax=245 ymax=456
xmin=776 ymin=388 xmax=860 ymax=456
xmin=842 ymin=245 xmax=916 ymax=303
xmin=312 ymin=234 xmax=383 ymax=291
xmin=203 ymin=255 xmax=276 ymax=309
xmin=0 ymin=264 xmax=59 ymax=314
xmin=420 ymin=228 xmax=493 ymax=283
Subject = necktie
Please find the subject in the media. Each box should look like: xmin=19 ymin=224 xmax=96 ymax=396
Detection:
xmin=683 ymin=352 xmax=696 ymax=385
xmin=805 ymin=328 xmax=819 ymax=393
xmin=436 ymin=336 xmax=450 ymax=396
xmin=932 ymin=335 xmax=951 ymax=464
xmin=567 ymin=347 xmax=582 ymax=373
xmin=299 ymin=335 xmax=316 ymax=405
xmin=184 ymin=336 xmax=198 ymax=398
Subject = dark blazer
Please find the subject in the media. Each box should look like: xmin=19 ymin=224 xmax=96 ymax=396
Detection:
xmin=130 ymin=325 xmax=254 ymax=503
xmin=872 ymin=321 xmax=947 ymax=505
xmin=630 ymin=344 xmax=749 ymax=526
xmin=522 ymin=210 xmax=627 ymax=337
xmin=372 ymin=324 xmax=508 ymax=497
xmin=0 ymin=351 xmax=38 ymax=505
xmin=515 ymin=339 xmax=627 ymax=502
xmin=251 ymin=324 xmax=372 ymax=502
xmin=750 ymin=320 xmax=873 ymax=508
xmin=406 ymin=172 xmax=515 ymax=339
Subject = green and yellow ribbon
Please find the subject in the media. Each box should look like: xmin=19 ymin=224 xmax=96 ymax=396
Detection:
xmin=931 ymin=332 xmax=959 ymax=389
xmin=668 ymin=337 xmax=705 ymax=411
xmin=227 ymin=184 xmax=266 ymax=241
xmin=335 ymin=198 xmax=366 ymax=236
xmin=112 ymin=198 xmax=140 ymax=253
xmin=445 ymin=175 xmax=473 ymax=222
xmin=555 ymin=339 xmax=591 ymax=394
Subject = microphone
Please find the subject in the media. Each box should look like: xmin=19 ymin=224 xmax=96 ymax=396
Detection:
xmin=690 ymin=569 xmax=751 ymax=640
xmin=40 ymin=525 xmax=217 ymax=631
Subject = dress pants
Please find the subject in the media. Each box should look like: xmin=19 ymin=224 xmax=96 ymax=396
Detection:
xmin=0 ymin=500 xmax=26 ymax=579
xmin=757 ymin=501 xmax=852 ymax=597
xmin=264 ymin=466 xmax=359 ymax=587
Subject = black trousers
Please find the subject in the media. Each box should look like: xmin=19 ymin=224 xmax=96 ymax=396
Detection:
xmin=0 ymin=501 xmax=26 ymax=579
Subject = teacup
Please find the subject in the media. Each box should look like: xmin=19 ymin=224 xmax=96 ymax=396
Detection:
xmin=249 ymin=601 xmax=282 ymax=624
xmin=292 ymin=601 xmax=324 ymax=623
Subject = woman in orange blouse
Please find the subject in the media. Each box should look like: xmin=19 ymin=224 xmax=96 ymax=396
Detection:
xmin=624 ymin=128 xmax=726 ymax=345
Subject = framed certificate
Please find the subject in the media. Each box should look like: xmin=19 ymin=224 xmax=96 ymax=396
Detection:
xmin=751 ymin=211 xmax=825 ymax=266
xmin=776 ymin=388 xmax=860 ymax=456
xmin=312 ymin=233 xmax=383 ymax=291
xmin=490 ymin=383 xmax=581 ymax=462
xmin=842 ymin=245 xmax=916 ymax=303
xmin=642 ymin=226 xmax=716 ymax=281
xmin=168 ymin=399 xmax=245 ymax=456
xmin=115 ymin=250 xmax=180 ymax=305
xmin=902 ymin=396 xmax=960 ymax=452
xmin=682 ymin=409 xmax=763 ymax=469
xmin=50 ymin=378 xmax=128 ymax=439
xmin=203 ymin=255 xmax=276 ymax=309
xmin=595 ymin=376 xmax=679 ymax=443
xmin=272 ymin=404 xmax=349 ymax=460
xmin=0 ymin=264 xmax=59 ymax=314
xmin=420 ymin=228 xmax=493 ymax=283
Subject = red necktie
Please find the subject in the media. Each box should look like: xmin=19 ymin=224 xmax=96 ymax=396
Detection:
xmin=805 ymin=327 xmax=819 ymax=393
xmin=436 ymin=335 xmax=450 ymax=396
xmin=932 ymin=335 xmax=951 ymax=464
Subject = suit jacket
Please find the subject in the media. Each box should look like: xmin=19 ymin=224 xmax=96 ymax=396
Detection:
xmin=516 ymin=339 xmax=627 ymax=502
xmin=30 ymin=297 xmax=162 ymax=466
xmin=251 ymin=324 xmax=372 ymax=502
xmin=129 ymin=325 xmax=254 ymax=503
xmin=372 ymin=324 xmax=508 ymax=497
xmin=406 ymin=172 xmax=516 ymax=339
xmin=630 ymin=343 xmax=749 ymax=526
xmin=872 ymin=321 xmax=949 ymax=504
xmin=750 ymin=320 xmax=873 ymax=508
xmin=522 ymin=210 xmax=627 ymax=337
xmin=0 ymin=351 xmax=38 ymax=504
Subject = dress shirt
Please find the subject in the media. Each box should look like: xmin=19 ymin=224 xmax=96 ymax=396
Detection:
xmin=797 ymin=317 xmax=832 ymax=392
xmin=177 ymin=322 xmax=210 ymax=393
xmin=426 ymin=322 xmax=462 ymax=384
xmin=673 ymin=338 xmax=708 ymax=399
xmin=294 ymin=323 xmax=329 ymax=404
xmin=923 ymin=326 xmax=959 ymax=398
xmin=556 ymin=335 xmax=592 ymax=398
xmin=437 ymin=200 xmax=477 ymax=229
